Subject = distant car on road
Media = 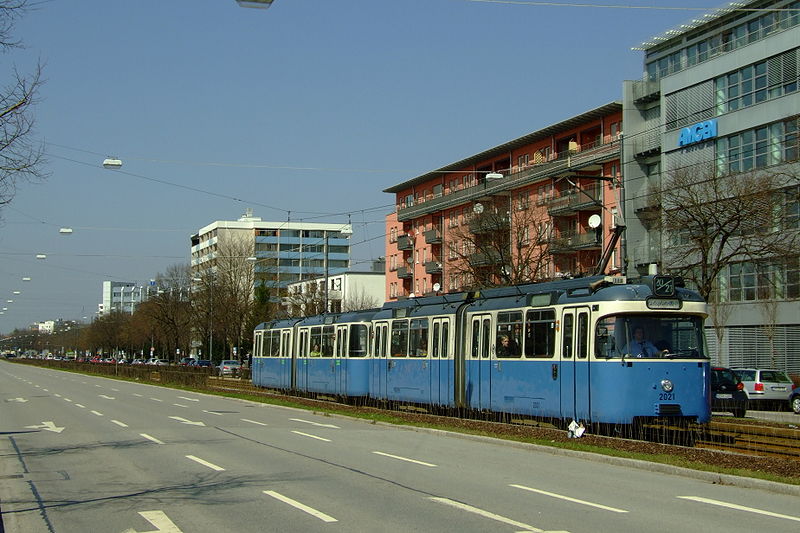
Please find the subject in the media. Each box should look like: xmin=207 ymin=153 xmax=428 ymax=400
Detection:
xmin=710 ymin=367 xmax=748 ymax=418
xmin=217 ymin=360 xmax=241 ymax=376
xmin=732 ymin=368 xmax=794 ymax=410
xmin=190 ymin=359 xmax=212 ymax=368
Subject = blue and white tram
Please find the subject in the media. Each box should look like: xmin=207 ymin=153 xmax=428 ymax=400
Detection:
xmin=252 ymin=318 xmax=299 ymax=390
xmin=460 ymin=275 xmax=710 ymax=425
xmin=293 ymin=309 xmax=378 ymax=399
xmin=252 ymin=274 xmax=711 ymax=427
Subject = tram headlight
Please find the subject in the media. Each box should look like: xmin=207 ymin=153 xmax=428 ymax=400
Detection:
xmin=660 ymin=379 xmax=674 ymax=393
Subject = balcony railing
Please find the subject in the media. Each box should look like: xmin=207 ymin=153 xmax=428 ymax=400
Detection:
xmin=396 ymin=234 xmax=413 ymax=251
xmin=396 ymin=138 xmax=620 ymax=221
xmin=469 ymin=215 xmax=510 ymax=234
xmin=550 ymin=232 xmax=602 ymax=253
xmin=425 ymin=261 xmax=443 ymax=274
xmin=470 ymin=250 xmax=504 ymax=266
xmin=423 ymin=227 xmax=442 ymax=244
xmin=396 ymin=266 xmax=413 ymax=279
xmin=546 ymin=186 xmax=602 ymax=215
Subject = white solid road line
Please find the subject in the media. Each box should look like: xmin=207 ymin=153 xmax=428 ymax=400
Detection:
xmin=372 ymin=451 xmax=437 ymax=467
xmin=263 ymin=491 xmax=337 ymax=523
xmin=140 ymin=434 xmax=164 ymax=445
xmin=111 ymin=420 xmax=128 ymax=428
xmin=678 ymin=496 xmax=800 ymax=522
xmin=177 ymin=396 xmax=199 ymax=402
xmin=510 ymin=484 xmax=628 ymax=514
xmin=185 ymin=455 xmax=225 ymax=471
xmin=290 ymin=418 xmax=340 ymax=429
xmin=241 ymin=418 xmax=267 ymax=426
xmin=430 ymin=497 xmax=546 ymax=532
xmin=291 ymin=430 xmax=331 ymax=442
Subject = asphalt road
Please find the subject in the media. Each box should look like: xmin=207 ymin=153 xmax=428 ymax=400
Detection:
xmin=1 ymin=361 xmax=799 ymax=533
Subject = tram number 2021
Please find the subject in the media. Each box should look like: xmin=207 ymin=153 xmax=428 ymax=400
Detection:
xmin=658 ymin=392 xmax=675 ymax=401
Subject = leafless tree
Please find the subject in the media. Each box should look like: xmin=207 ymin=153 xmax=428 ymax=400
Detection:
xmin=655 ymin=164 xmax=799 ymax=300
xmin=447 ymin=197 xmax=553 ymax=289
xmin=284 ymin=281 xmax=326 ymax=317
xmin=135 ymin=264 xmax=193 ymax=361
xmin=342 ymin=286 xmax=380 ymax=312
xmin=0 ymin=1 xmax=47 ymax=209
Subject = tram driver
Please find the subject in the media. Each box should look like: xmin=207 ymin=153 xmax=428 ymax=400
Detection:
xmin=623 ymin=326 xmax=664 ymax=358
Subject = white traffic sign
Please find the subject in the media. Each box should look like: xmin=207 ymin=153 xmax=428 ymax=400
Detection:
xmin=25 ymin=421 xmax=65 ymax=433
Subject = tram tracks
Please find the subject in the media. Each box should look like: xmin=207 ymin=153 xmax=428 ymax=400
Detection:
xmin=697 ymin=420 xmax=800 ymax=460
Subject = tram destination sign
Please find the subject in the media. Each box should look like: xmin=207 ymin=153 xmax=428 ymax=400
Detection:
xmin=646 ymin=298 xmax=682 ymax=310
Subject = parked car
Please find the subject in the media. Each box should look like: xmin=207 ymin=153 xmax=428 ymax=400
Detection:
xmin=731 ymin=368 xmax=794 ymax=410
xmin=710 ymin=367 xmax=748 ymax=418
xmin=790 ymin=388 xmax=800 ymax=414
xmin=217 ymin=360 xmax=241 ymax=376
xmin=191 ymin=359 xmax=212 ymax=368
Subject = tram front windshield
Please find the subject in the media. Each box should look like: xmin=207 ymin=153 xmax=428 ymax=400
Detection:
xmin=595 ymin=314 xmax=707 ymax=359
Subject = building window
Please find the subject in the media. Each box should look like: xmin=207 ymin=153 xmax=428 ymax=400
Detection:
xmin=716 ymin=116 xmax=800 ymax=174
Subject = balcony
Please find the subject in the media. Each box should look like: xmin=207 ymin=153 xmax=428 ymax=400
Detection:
xmin=546 ymin=186 xmax=602 ymax=216
xmin=631 ymin=79 xmax=660 ymax=105
xmin=425 ymin=261 xmax=443 ymax=274
xmin=469 ymin=215 xmax=510 ymax=235
xmin=470 ymin=250 xmax=504 ymax=266
xmin=395 ymin=137 xmax=621 ymax=221
xmin=550 ymin=232 xmax=602 ymax=253
xmin=396 ymin=266 xmax=413 ymax=279
xmin=424 ymin=227 xmax=442 ymax=244
xmin=396 ymin=234 xmax=413 ymax=251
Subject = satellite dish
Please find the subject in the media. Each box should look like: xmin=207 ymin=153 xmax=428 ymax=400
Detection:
xmin=473 ymin=202 xmax=484 ymax=214
xmin=588 ymin=214 xmax=602 ymax=229
xmin=433 ymin=283 xmax=441 ymax=292
xmin=406 ymin=256 xmax=413 ymax=264
xmin=408 ymin=293 xmax=415 ymax=298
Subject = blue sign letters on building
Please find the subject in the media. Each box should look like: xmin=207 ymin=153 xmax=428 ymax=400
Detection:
xmin=678 ymin=119 xmax=718 ymax=147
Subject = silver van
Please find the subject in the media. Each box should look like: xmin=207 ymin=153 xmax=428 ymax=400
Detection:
xmin=731 ymin=368 xmax=793 ymax=410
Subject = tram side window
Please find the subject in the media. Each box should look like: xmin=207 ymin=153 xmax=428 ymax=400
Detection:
xmin=299 ymin=330 xmax=308 ymax=357
xmin=310 ymin=327 xmax=322 ymax=357
xmin=441 ymin=322 xmax=449 ymax=358
xmin=410 ymin=318 xmax=429 ymax=357
xmin=524 ymin=309 xmax=555 ymax=358
xmin=322 ymin=326 xmax=335 ymax=356
xmin=432 ymin=322 xmax=440 ymax=358
xmin=269 ymin=331 xmax=280 ymax=357
xmin=374 ymin=324 xmax=387 ymax=358
xmin=496 ymin=311 xmax=522 ymax=358
xmin=391 ymin=320 xmax=409 ymax=357
xmin=349 ymin=324 xmax=368 ymax=357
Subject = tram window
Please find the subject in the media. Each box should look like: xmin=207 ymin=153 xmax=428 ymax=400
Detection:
xmin=410 ymin=318 xmax=429 ymax=357
xmin=310 ymin=327 xmax=322 ymax=357
xmin=349 ymin=325 xmax=368 ymax=357
xmin=432 ymin=323 xmax=440 ymax=358
xmin=299 ymin=330 xmax=308 ymax=357
xmin=391 ymin=320 xmax=409 ymax=357
xmin=524 ymin=309 xmax=555 ymax=358
xmin=322 ymin=326 xmax=335 ymax=356
xmin=577 ymin=313 xmax=588 ymax=359
xmin=471 ymin=319 xmax=481 ymax=359
xmin=562 ymin=314 xmax=574 ymax=359
xmin=375 ymin=324 xmax=387 ymax=358
xmin=496 ymin=311 xmax=522 ymax=358
xmin=596 ymin=315 xmax=707 ymax=359
xmin=482 ymin=318 xmax=491 ymax=358
xmin=441 ymin=322 xmax=449 ymax=358
xmin=269 ymin=331 xmax=280 ymax=357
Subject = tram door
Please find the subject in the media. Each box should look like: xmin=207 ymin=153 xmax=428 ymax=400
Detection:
xmin=560 ymin=307 xmax=591 ymax=422
xmin=430 ymin=318 xmax=450 ymax=407
xmin=335 ymin=325 xmax=348 ymax=395
xmin=280 ymin=330 xmax=292 ymax=390
xmin=372 ymin=322 xmax=389 ymax=400
xmin=468 ymin=314 xmax=492 ymax=410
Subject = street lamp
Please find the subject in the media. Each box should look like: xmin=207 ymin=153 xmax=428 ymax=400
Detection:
xmin=236 ymin=0 xmax=274 ymax=8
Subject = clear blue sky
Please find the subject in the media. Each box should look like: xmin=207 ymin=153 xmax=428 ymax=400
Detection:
xmin=0 ymin=0 xmax=723 ymax=331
